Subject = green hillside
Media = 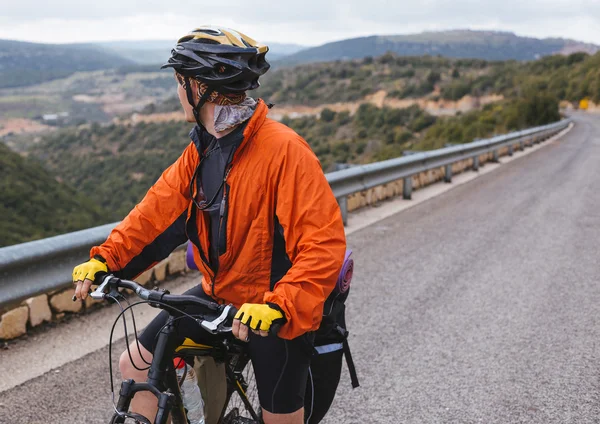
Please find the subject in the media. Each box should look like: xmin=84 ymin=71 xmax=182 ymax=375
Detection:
xmin=34 ymin=121 xmax=192 ymax=217
xmin=256 ymin=51 xmax=600 ymax=106
xmin=256 ymin=55 xmax=493 ymax=106
xmin=0 ymin=142 xmax=117 ymax=247
xmin=0 ymin=39 xmax=133 ymax=88
xmin=280 ymin=93 xmax=559 ymax=169
xmin=277 ymin=30 xmax=598 ymax=65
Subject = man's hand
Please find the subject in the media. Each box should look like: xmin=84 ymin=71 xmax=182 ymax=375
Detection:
xmin=232 ymin=303 xmax=286 ymax=341
xmin=72 ymin=257 xmax=108 ymax=300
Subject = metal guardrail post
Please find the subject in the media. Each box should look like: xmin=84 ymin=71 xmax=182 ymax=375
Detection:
xmin=492 ymin=150 xmax=499 ymax=162
xmin=473 ymin=156 xmax=479 ymax=171
xmin=519 ymin=140 xmax=525 ymax=151
xmin=338 ymin=197 xmax=348 ymax=226
xmin=444 ymin=164 xmax=452 ymax=183
xmin=508 ymin=144 xmax=514 ymax=156
xmin=403 ymin=177 xmax=412 ymax=200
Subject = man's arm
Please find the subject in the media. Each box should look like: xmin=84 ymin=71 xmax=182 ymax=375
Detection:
xmin=90 ymin=142 xmax=199 ymax=279
xmin=263 ymin=135 xmax=346 ymax=340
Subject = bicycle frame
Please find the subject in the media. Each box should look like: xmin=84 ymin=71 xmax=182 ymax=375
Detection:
xmin=94 ymin=275 xmax=263 ymax=423
xmin=111 ymin=316 xmax=262 ymax=424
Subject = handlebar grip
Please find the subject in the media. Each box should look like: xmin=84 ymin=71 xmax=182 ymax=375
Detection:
xmin=269 ymin=322 xmax=282 ymax=336
xmin=226 ymin=305 xmax=238 ymax=321
xmin=95 ymin=271 xmax=109 ymax=283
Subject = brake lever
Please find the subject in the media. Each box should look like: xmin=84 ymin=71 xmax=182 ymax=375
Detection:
xmin=200 ymin=304 xmax=234 ymax=334
xmin=72 ymin=274 xmax=113 ymax=302
xmin=90 ymin=274 xmax=113 ymax=300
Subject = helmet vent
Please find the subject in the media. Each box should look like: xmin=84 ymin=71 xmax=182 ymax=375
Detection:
xmin=195 ymin=28 xmax=222 ymax=36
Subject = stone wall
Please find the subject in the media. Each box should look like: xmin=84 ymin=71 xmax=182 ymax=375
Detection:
xmin=0 ymin=249 xmax=191 ymax=341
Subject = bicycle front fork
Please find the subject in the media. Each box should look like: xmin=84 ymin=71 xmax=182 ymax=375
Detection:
xmin=112 ymin=378 xmax=179 ymax=424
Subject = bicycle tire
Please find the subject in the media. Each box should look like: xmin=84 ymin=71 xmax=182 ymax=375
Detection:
xmin=221 ymin=357 xmax=262 ymax=424
xmin=109 ymin=412 xmax=152 ymax=424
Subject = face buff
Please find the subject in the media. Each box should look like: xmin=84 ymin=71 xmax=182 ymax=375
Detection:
xmin=190 ymin=78 xmax=257 ymax=133
xmin=214 ymin=97 xmax=257 ymax=133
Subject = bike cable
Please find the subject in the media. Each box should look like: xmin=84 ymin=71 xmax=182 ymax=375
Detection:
xmin=109 ymin=295 xmax=151 ymax=372
xmin=114 ymin=293 xmax=152 ymax=368
xmin=105 ymin=297 xmax=208 ymax=417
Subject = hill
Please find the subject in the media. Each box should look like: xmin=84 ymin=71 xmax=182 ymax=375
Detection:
xmin=0 ymin=142 xmax=117 ymax=247
xmin=0 ymin=65 xmax=174 ymax=124
xmin=277 ymin=30 xmax=599 ymax=65
xmin=255 ymin=51 xmax=600 ymax=107
xmin=0 ymin=39 xmax=134 ymax=88
xmin=255 ymin=55 xmax=494 ymax=106
xmin=32 ymin=121 xmax=192 ymax=218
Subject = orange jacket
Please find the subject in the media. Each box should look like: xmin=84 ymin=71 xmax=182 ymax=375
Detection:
xmin=91 ymin=100 xmax=347 ymax=339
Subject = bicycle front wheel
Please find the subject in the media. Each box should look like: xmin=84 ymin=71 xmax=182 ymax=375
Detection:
xmin=221 ymin=357 xmax=261 ymax=424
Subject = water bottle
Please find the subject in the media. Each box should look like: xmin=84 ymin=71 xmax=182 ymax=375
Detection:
xmin=175 ymin=359 xmax=205 ymax=424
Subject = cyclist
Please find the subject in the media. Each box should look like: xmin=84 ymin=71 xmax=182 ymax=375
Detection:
xmin=72 ymin=26 xmax=346 ymax=424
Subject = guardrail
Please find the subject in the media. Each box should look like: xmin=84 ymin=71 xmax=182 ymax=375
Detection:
xmin=0 ymin=118 xmax=571 ymax=309
xmin=329 ymin=119 xmax=570 ymax=223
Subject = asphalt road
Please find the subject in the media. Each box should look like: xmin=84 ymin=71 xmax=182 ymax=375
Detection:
xmin=1 ymin=112 xmax=599 ymax=423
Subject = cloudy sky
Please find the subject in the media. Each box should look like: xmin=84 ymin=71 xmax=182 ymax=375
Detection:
xmin=1 ymin=0 xmax=599 ymax=46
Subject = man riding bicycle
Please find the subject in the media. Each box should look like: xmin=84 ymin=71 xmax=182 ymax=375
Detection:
xmin=72 ymin=26 xmax=346 ymax=424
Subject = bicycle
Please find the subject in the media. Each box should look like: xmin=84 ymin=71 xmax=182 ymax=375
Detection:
xmin=90 ymin=273 xmax=268 ymax=424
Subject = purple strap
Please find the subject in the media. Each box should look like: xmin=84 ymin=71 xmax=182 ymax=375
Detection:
xmin=186 ymin=243 xmax=198 ymax=270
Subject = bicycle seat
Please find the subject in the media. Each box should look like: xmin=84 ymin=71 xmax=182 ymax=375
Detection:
xmin=175 ymin=337 xmax=216 ymax=356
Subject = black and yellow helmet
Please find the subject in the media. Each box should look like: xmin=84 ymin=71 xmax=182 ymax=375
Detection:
xmin=162 ymin=26 xmax=270 ymax=94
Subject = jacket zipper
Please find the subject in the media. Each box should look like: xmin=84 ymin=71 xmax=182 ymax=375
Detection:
xmin=217 ymin=186 xmax=228 ymax=256
xmin=211 ymin=167 xmax=233 ymax=298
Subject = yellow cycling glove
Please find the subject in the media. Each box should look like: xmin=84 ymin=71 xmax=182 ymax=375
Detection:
xmin=234 ymin=303 xmax=286 ymax=332
xmin=72 ymin=257 xmax=108 ymax=283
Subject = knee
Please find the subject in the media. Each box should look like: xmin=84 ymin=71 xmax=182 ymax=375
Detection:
xmin=119 ymin=343 xmax=152 ymax=379
xmin=262 ymin=407 xmax=304 ymax=424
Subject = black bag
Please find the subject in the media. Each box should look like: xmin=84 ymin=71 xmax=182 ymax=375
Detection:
xmin=304 ymin=258 xmax=359 ymax=424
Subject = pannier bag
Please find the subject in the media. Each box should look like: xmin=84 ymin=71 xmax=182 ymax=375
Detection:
xmin=304 ymin=249 xmax=359 ymax=424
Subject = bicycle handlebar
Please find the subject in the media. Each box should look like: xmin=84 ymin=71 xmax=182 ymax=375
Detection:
xmin=90 ymin=274 xmax=283 ymax=336
xmin=91 ymin=274 xmax=238 ymax=334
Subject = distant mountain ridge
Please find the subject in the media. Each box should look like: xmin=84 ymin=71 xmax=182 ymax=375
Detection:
xmin=95 ymin=40 xmax=307 ymax=64
xmin=2 ymin=29 xmax=597 ymax=89
xmin=0 ymin=39 xmax=133 ymax=88
xmin=277 ymin=30 xmax=600 ymax=65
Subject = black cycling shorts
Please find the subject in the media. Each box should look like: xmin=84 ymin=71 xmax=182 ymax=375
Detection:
xmin=138 ymin=284 xmax=314 ymax=414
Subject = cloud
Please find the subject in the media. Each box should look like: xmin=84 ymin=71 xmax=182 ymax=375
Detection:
xmin=0 ymin=0 xmax=598 ymax=46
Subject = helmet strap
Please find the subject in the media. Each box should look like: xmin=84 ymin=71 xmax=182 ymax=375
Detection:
xmin=184 ymin=77 xmax=215 ymax=128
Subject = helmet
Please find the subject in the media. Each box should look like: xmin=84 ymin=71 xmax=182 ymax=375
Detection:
xmin=162 ymin=26 xmax=270 ymax=94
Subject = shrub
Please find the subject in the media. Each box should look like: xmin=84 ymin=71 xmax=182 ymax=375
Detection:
xmin=320 ymin=108 xmax=336 ymax=122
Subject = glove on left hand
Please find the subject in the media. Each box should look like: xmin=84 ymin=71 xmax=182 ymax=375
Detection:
xmin=234 ymin=303 xmax=286 ymax=332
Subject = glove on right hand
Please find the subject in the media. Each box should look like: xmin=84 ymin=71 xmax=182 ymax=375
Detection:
xmin=72 ymin=257 xmax=108 ymax=300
